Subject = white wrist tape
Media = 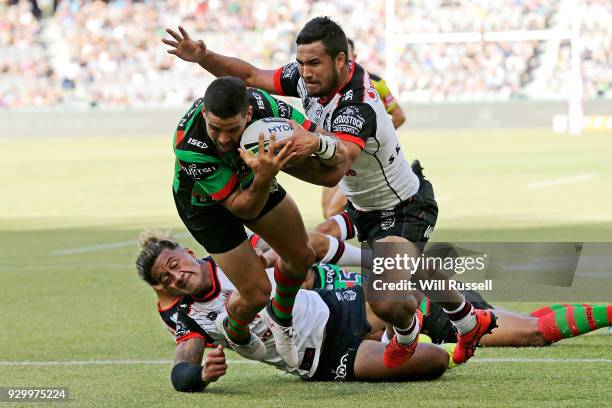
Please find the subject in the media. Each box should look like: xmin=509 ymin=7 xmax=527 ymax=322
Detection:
xmin=314 ymin=133 xmax=337 ymax=161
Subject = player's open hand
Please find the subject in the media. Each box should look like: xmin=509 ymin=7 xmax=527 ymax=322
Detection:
xmin=163 ymin=26 xmax=207 ymax=63
xmin=276 ymin=120 xmax=320 ymax=167
xmin=239 ymin=133 xmax=296 ymax=181
xmin=203 ymin=345 xmax=227 ymax=383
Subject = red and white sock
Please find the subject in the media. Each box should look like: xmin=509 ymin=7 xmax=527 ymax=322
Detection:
xmin=443 ymin=297 xmax=476 ymax=335
xmin=320 ymin=235 xmax=362 ymax=266
xmin=330 ymin=211 xmax=357 ymax=241
xmin=381 ymin=329 xmax=391 ymax=344
xmin=395 ymin=314 xmax=419 ymax=345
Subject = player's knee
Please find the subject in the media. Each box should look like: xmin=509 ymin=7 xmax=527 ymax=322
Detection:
xmin=376 ymin=235 xmax=409 ymax=244
xmin=241 ymin=279 xmax=272 ymax=311
xmin=425 ymin=346 xmax=449 ymax=379
xmin=371 ymin=297 xmax=417 ymax=325
xmin=315 ymin=220 xmax=336 ymax=236
xmin=291 ymin=245 xmax=316 ymax=273
xmin=529 ymin=328 xmax=551 ymax=347
xmin=307 ymin=232 xmax=328 ymax=261
xmin=516 ymin=319 xmax=551 ymax=347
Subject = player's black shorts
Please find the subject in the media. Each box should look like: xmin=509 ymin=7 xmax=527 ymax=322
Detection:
xmin=422 ymin=289 xmax=493 ymax=344
xmin=309 ymin=286 xmax=371 ymax=382
xmin=346 ymin=173 xmax=438 ymax=251
xmin=173 ymin=184 xmax=286 ymax=254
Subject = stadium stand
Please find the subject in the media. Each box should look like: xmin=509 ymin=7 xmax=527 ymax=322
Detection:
xmin=0 ymin=0 xmax=609 ymax=108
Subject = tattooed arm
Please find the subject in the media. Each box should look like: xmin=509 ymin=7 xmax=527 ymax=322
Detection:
xmin=172 ymin=338 xmax=227 ymax=392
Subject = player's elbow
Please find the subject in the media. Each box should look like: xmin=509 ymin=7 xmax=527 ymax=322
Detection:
xmin=320 ymin=170 xmax=344 ymax=188
xmin=392 ymin=110 xmax=406 ymax=129
xmin=243 ymin=72 xmax=258 ymax=88
xmin=321 ymin=178 xmax=340 ymax=188
xmin=244 ymin=68 xmax=268 ymax=90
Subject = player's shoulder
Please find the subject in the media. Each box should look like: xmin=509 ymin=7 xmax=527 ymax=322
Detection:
xmin=159 ymin=297 xmax=182 ymax=332
xmin=337 ymin=63 xmax=379 ymax=108
xmin=277 ymin=61 xmax=300 ymax=79
xmin=175 ymin=99 xmax=218 ymax=159
xmin=368 ymin=71 xmax=382 ymax=82
xmin=177 ymin=97 xmax=205 ymax=131
xmin=247 ymin=87 xmax=272 ymax=112
xmin=247 ymin=87 xmax=272 ymax=100
xmin=368 ymin=72 xmax=390 ymax=92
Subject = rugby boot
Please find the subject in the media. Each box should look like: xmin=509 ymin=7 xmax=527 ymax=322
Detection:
xmin=452 ymin=309 xmax=497 ymax=364
xmin=215 ymin=315 xmax=266 ymax=361
xmin=411 ymin=159 xmax=425 ymax=178
xmin=260 ymin=303 xmax=299 ymax=368
xmin=383 ymin=310 xmax=423 ymax=369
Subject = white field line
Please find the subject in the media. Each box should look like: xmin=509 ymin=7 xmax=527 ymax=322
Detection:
xmin=527 ymin=173 xmax=597 ymax=189
xmin=0 ymin=360 xmax=256 ymax=366
xmin=49 ymin=233 xmax=191 ymax=256
xmin=1 ymin=358 xmax=611 ymax=367
xmin=472 ymin=358 xmax=612 ymax=363
xmin=0 ymin=264 xmax=132 ymax=270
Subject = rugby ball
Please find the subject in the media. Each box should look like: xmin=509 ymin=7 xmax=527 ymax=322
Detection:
xmin=240 ymin=118 xmax=294 ymax=157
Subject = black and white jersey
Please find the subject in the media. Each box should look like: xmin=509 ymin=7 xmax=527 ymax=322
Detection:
xmin=172 ymin=257 xmax=330 ymax=379
xmin=273 ymin=62 xmax=419 ymax=211
xmin=158 ymin=297 xmax=181 ymax=335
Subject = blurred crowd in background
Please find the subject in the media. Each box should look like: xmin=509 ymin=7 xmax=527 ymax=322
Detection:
xmin=1 ymin=0 xmax=610 ymax=109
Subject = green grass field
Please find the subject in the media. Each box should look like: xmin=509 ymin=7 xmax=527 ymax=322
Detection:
xmin=1 ymin=129 xmax=611 ymax=407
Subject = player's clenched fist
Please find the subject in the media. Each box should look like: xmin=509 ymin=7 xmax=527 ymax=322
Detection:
xmin=203 ymin=345 xmax=228 ymax=383
xmin=163 ymin=26 xmax=207 ymax=63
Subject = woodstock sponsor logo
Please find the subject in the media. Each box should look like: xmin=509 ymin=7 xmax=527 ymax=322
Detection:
xmin=333 ymin=114 xmax=364 ymax=129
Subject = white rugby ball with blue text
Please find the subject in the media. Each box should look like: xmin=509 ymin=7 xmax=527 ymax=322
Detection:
xmin=240 ymin=118 xmax=294 ymax=156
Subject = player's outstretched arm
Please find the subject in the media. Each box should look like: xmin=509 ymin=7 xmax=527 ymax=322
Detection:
xmin=172 ymin=339 xmax=227 ymax=392
xmin=163 ymin=26 xmax=276 ymax=92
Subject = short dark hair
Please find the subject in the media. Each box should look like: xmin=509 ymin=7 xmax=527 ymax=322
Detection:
xmin=135 ymin=231 xmax=180 ymax=286
xmin=347 ymin=38 xmax=355 ymax=51
xmin=203 ymin=76 xmax=249 ymax=118
xmin=296 ymin=17 xmax=348 ymax=61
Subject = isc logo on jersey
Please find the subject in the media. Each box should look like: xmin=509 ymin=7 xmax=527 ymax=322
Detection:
xmin=239 ymin=118 xmax=294 ymax=157
xmin=187 ymin=138 xmax=208 ymax=149
xmin=252 ymin=92 xmax=265 ymax=110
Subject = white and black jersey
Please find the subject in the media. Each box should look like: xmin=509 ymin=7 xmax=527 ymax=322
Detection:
xmin=173 ymin=257 xmax=330 ymax=379
xmin=273 ymin=62 xmax=419 ymax=211
xmin=158 ymin=297 xmax=181 ymax=335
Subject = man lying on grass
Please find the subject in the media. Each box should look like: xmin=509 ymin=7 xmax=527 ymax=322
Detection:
xmin=136 ymin=231 xmax=448 ymax=391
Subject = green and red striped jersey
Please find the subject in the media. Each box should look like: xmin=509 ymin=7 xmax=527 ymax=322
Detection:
xmin=172 ymin=88 xmax=315 ymax=206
